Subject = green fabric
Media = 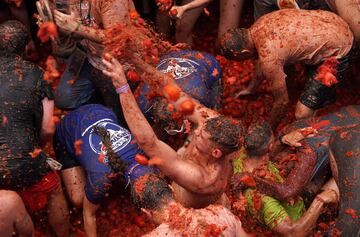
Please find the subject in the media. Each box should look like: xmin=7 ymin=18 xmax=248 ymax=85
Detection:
xmin=233 ymin=154 xmax=305 ymax=229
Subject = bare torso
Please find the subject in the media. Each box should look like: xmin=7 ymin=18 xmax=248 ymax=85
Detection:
xmin=251 ymin=9 xmax=353 ymax=67
xmin=326 ymin=0 xmax=360 ymax=42
xmin=173 ymin=128 xmax=232 ymax=208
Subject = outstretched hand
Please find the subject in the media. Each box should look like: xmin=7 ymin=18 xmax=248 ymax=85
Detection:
xmin=102 ymin=54 xmax=128 ymax=88
xmin=53 ymin=10 xmax=79 ymax=33
xmin=169 ymin=6 xmax=186 ymax=19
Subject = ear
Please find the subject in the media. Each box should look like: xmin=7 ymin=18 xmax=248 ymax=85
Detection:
xmin=141 ymin=208 xmax=152 ymax=219
xmin=211 ymin=148 xmax=223 ymax=159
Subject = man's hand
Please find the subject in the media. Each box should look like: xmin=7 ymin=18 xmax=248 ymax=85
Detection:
xmin=316 ymin=189 xmax=339 ymax=204
xmin=102 ymin=54 xmax=128 ymax=88
xmin=169 ymin=6 xmax=186 ymax=19
xmin=281 ymin=130 xmax=305 ymax=147
xmin=54 ymin=10 xmax=80 ymax=33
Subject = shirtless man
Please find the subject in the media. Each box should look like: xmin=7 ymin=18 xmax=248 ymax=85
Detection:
xmin=231 ymin=105 xmax=360 ymax=201
xmin=132 ymin=174 xmax=250 ymax=236
xmin=219 ymin=9 xmax=353 ymax=127
xmin=102 ymin=55 xmax=243 ymax=208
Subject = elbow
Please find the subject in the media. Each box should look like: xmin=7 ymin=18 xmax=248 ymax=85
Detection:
xmin=136 ymin=133 xmax=157 ymax=149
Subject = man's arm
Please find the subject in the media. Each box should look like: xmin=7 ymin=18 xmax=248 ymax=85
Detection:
xmin=40 ymin=98 xmax=55 ymax=147
xmin=170 ymin=0 xmax=213 ymax=19
xmin=102 ymin=57 xmax=219 ymax=193
xmin=232 ymin=147 xmax=317 ymax=200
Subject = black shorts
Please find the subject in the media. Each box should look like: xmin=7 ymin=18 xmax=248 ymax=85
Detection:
xmin=0 ymin=153 xmax=51 ymax=190
xmin=300 ymin=52 xmax=351 ymax=110
xmin=53 ymin=137 xmax=80 ymax=170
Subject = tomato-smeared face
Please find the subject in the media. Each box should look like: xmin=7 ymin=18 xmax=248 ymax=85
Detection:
xmin=192 ymin=127 xmax=213 ymax=155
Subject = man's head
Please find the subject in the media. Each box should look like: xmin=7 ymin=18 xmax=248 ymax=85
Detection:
xmin=131 ymin=173 xmax=174 ymax=211
xmin=218 ymin=28 xmax=256 ymax=61
xmin=195 ymin=116 xmax=244 ymax=159
xmin=244 ymin=122 xmax=274 ymax=157
xmin=0 ymin=21 xmax=29 ymax=55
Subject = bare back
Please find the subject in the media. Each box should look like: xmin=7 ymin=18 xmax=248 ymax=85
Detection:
xmin=251 ymin=9 xmax=353 ymax=66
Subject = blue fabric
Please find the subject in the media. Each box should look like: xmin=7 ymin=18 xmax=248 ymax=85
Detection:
xmin=282 ymin=105 xmax=360 ymax=179
xmin=136 ymin=50 xmax=222 ymax=118
xmin=56 ymin=104 xmax=158 ymax=203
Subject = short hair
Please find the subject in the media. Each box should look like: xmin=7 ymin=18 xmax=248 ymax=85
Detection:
xmin=244 ymin=122 xmax=273 ymax=156
xmin=219 ymin=28 xmax=250 ymax=60
xmin=0 ymin=20 xmax=29 ymax=55
xmin=131 ymin=174 xmax=173 ymax=210
xmin=205 ymin=116 xmax=244 ymax=154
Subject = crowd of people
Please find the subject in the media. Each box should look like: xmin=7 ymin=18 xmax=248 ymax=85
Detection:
xmin=0 ymin=0 xmax=359 ymax=236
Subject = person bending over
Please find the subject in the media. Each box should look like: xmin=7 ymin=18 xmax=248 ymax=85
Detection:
xmin=328 ymin=125 xmax=360 ymax=236
xmin=232 ymin=123 xmax=338 ymax=236
xmin=219 ymin=9 xmax=353 ymax=127
xmin=102 ymin=55 xmax=243 ymax=208
xmin=0 ymin=20 xmax=69 ymax=237
xmin=231 ymin=105 xmax=360 ymax=201
xmin=0 ymin=190 xmax=34 ymax=237
xmin=131 ymin=174 xmax=251 ymax=237
xmin=54 ymin=104 xmax=158 ymax=237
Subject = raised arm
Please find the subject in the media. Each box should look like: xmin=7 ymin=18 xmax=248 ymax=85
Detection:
xmin=102 ymin=56 xmax=219 ymax=192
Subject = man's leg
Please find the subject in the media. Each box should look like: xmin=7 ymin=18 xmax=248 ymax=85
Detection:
xmin=218 ymin=0 xmax=244 ymax=42
xmin=175 ymin=0 xmax=206 ymax=45
xmin=61 ymin=167 xmax=86 ymax=208
xmin=47 ymin=184 xmax=70 ymax=237
xmin=0 ymin=190 xmax=34 ymax=237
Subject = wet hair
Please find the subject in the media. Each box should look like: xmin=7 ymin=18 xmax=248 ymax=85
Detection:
xmin=131 ymin=174 xmax=173 ymax=210
xmin=218 ymin=28 xmax=251 ymax=60
xmin=244 ymin=122 xmax=273 ymax=156
xmin=0 ymin=20 xmax=29 ymax=55
xmin=204 ymin=116 xmax=244 ymax=155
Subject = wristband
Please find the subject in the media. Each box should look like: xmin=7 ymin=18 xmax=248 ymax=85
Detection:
xmin=116 ymin=83 xmax=130 ymax=94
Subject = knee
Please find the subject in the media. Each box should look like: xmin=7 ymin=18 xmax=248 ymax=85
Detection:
xmin=295 ymin=102 xmax=314 ymax=120
xmin=69 ymin=192 xmax=84 ymax=208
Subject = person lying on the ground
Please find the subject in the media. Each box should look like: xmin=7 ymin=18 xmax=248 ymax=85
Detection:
xmin=0 ymin=190 xmax=34 ymax=237
xmin=54 ymin=104 xmax=159 ymax=237
xmin=0 ymin=20 xmax=69 ymax=237
xmin=136 ymin=49 xmax=222 ymax=139
xmin=231 ymin=105 xmax=360 ymax=201
xmin=232 ymin=123 xmax=338 ymax=237
xmin=102 ymin=55 xmax=244 ymax=208
xmin=328 ymin=125 xmax=360 ymax=236
xmin=131 ymin=174 xmax=251 ymax=237
xmin=219 ymin=9 xmax=353 ymax=127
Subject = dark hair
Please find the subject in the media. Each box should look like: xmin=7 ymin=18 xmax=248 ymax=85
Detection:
xmin=131 ymin=174 xmax=173 ymax=210
xmin=244 ymin=122 xmax=273 ymax=156
xmin=219 ymin=28 xmax=251 ymax=60
xmin=205 ymin=116 xmax=244 ymax=154
xmin=0 ymin=20 xmax=29 ymax=55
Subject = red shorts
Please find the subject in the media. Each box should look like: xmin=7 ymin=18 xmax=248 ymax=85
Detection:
xmin=18 ymin=171 xmax=60 ymax=213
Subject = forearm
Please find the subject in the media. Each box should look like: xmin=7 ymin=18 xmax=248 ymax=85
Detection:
xmin=74 ymin=25 xmax=105 ymax=43
xmin=290 ymin=197 xmax=324 ymax=237
xmin=182 ymin=0 xmax=213 ymax=11
xmin=119 ymin=90 xmax=158 ymax=146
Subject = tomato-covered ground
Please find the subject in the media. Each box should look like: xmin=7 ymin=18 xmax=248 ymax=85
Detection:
xmin=29 ymin=1 xmax=360 ymax=236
